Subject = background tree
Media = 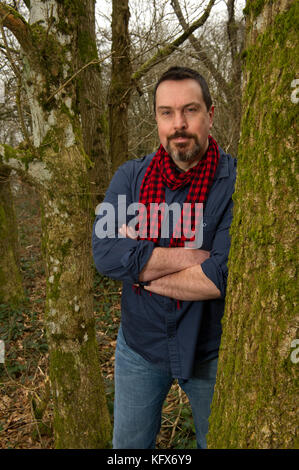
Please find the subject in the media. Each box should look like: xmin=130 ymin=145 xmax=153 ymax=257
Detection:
xmin=0 ymin=24 xmax=28 ymax=306
xmin=0 ymin=166 xmax=24 ymax=305
xmin=108 ymin=0 xmax=217 ymax=170
xmin=119 ymin=0 xmax=245 ymax=161
xmin=0 ymin=0 xmax=111 ymax=448
xmin=208 ymin=0 xmax=298 ymax=448
xmin=170 ymin=0 xmax=244 ymax=157
xmin=109 ymin=0 xmax=131 ymax=174
xmin=76 ymin=0 xmax=110 ymax=202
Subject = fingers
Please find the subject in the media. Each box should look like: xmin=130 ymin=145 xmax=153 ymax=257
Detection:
xmin=119 ymin=224 xmax=138 ymax=240
xmin=119 ymin=224 xmax=127 ymax=237
xmin=127 ymin=225 xmax=138 ymax=239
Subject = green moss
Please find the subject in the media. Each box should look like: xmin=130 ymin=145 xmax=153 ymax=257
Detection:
xmin=40 ymin=128 xmax=61 ymax=155
xmin=60 ymin=102 xmax=73 ymax=120
xmin=59 ymin=238 xmax=72 ymax=258
xmin=56 ymin=17 xmax=72 ymax=35
xmin=56 ymin=0 xmax=85 ymax=16
xmin=243 ymin=0 xmax=266 ymax=18
xmin=2 ymin=144 xmax=17 ymax=162
xmin=50 ymin=350 xmax=81 ymax=400
xmin=49 ymin=332 xmax=112 ymax=448
xmin=99 ymin=109 xmax=110 ymax=149
xmin=208 ymin=1 xmax=298 ymax=449
xmin=29 ymin=23 xmax=70 ymax=107
xmin=78 ymin=31 xmax=97 ymax=63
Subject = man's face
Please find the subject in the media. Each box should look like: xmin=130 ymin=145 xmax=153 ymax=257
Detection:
xmin=155 ymin=79 xmax=214 ymax=169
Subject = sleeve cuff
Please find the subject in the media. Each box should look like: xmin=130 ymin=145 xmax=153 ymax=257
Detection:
xmin=120 ymin=240 xmax=155 ymax=283
xmin=201 ymin=257 xmax=227 ymax=298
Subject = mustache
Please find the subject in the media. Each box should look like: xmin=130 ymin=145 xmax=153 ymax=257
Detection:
xmin=168 ymin=131 xmax=197 ymax=140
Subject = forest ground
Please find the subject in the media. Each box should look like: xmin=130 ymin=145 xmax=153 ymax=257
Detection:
xmin=0 ymin=178 xmax=197 ymax=449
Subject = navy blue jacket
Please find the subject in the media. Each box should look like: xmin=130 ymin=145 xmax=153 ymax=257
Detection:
xmin=92 ymin=148 xmax=237 ymax=379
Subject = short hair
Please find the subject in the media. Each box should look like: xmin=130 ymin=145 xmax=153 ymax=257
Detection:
xmin=153 ymin=66 xmax=212 ymax=113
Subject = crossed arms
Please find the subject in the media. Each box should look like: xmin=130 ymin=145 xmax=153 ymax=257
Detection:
xmin=92 ymin=162 xmax=234 ymax=303
xmin=119 ymin=225 xmax=221 ymax=301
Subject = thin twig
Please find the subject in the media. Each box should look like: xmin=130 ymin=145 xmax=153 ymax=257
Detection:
xmin=1 ymin=362 xmax=43 ymax=392
xmin=0 ymin=16 xmax=35 ymax=155
xmin=45 ymin=52 xmax=113 ymax=104
xmin=0 ymin=14 xmax=20 ymax=79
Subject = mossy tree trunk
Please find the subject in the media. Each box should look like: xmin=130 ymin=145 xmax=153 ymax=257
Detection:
xmin=76 ymin=0 xmax=110 ymax=202
xmin=109 ymin=0 xmax=131 ymax=173
xmin=0 ymin=166 xmax=24 ymax=306
xmin=208 ymin=0 xmax=298 ymax=449
xmin=0 ymin=0 xmax=111 ymax=448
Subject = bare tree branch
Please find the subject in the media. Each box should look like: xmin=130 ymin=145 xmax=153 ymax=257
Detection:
xmin=170 ymin=0 xmax=231 ymax=99
xmin=45 ymin=53 xmax=113 ymax=104
xmin=0 ymin=41 xmax=19 ymax=54
xmin=0 ymin=15 xmax=34 ymax=154
xmin=0 ymin=143 xmax=51 ymax=186
xmin=0 ymin=2 xmax=32 ymax=55
xmin=131 ymin=0 xmax=216 ymax=83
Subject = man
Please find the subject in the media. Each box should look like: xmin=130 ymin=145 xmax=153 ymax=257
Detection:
xmin=92 ymin=66 xmax=236 ymax=449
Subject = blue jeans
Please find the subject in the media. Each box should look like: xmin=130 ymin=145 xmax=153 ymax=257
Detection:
xmin=113 ymin=326 xmax=218 ymax=449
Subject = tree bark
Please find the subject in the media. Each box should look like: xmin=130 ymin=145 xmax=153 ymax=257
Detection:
xmin=0 ymin=166 xmax=24 ymax=306
xmin=41 ymin=142 xmax=111 ymax=448
xmin=0 ymin=0 xmax=111 ymax=448
xmin=207 ymin=0 xmax=298 ymax=449
xmin=109 ymin=0 xmax=131 ymax=173
xmin=76 ymin=0 xmax=110 ymax=202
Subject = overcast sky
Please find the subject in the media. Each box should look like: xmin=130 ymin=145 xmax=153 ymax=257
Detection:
xmin=96 ymin=0 xmax=246 ymax=31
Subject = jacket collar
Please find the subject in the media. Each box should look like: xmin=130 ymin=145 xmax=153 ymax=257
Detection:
xmin=214 ymin=147 xmax=229 ymax=179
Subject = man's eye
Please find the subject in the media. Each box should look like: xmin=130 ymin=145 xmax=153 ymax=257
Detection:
xmin=185 ymin=107 xmax=197 ymax=113
xmin=162 ymin=110 xmax=171 ymax=116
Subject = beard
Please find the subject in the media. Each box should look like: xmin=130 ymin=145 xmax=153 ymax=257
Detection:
xmin=166 ymin=132 xmax=203 ymax=163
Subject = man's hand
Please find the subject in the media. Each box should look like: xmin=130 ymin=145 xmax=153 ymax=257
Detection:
xmin=119 ymin=224 xmax=138 ymax=240
xmin=118 ymin=224 xmax=210 ymax=282
xmin=119 ymin=224 xmax=219 ymax=300
xmin=144 ymin=265 xmax=221 ymax=301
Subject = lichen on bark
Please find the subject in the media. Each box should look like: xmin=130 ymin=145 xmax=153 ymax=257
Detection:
xmin=40 ymin=133 xmax=111 ymax=448
xmin=1 ymin=0 xmax=112 ymax=448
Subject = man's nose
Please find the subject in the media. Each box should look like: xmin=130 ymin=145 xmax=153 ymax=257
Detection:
xmin=173 ymin=111 xmax=187 ymax=130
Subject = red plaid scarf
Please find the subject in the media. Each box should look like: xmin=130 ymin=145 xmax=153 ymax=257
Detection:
xmin=137 ymin=135 xmax=219 ymax=246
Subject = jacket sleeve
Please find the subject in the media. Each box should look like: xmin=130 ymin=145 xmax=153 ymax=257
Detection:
xmin=200 ymin=197 xmax=234 ymax=299
xmin=92 ymin=162 xmax=155 ymax=283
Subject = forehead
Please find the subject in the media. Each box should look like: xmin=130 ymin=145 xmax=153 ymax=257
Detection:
xmin=155 ymin=79 xmax=204 ymax=108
